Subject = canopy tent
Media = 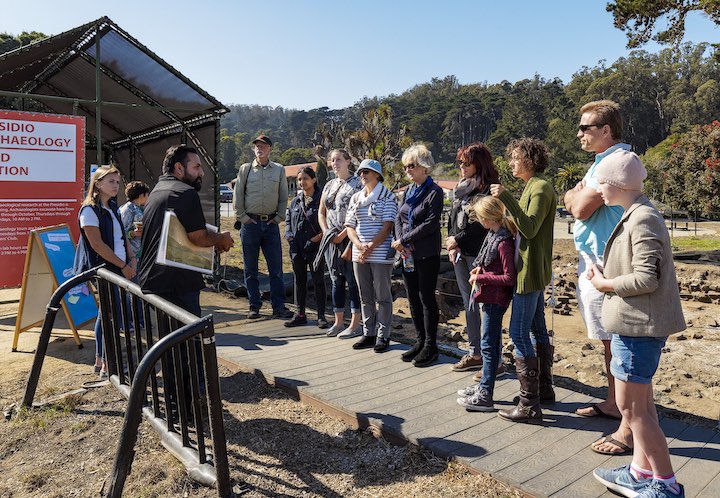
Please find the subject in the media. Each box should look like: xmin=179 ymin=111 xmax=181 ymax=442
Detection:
xmin=0 ymin=16 xmax=229 ymax=226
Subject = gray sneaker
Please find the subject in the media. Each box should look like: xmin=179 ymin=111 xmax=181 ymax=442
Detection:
xmin=325 ymin=323 xmax=344 ymax=337
xmin=457 ymin=388 xmax=494 ymax=412
xmin=593 ymin=465 xmax=652 ymax=497
xmin=337 ymin=326 xmax=362 ymax=339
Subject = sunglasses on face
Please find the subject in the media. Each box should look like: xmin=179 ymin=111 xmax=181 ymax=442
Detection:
xmin=578 ymin=123 xmax=606 ymax=132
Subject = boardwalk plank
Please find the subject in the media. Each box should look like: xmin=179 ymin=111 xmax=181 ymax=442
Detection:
xmin=213 ymin=326 xmax=720 ymax=498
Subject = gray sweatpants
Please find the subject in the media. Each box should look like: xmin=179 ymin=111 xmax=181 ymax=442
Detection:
xmin=353 ymin=262 xmax=393 ymax=340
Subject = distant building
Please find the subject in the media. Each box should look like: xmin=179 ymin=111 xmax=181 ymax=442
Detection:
xmin=394 ymin=179 xmax=458 ymax=202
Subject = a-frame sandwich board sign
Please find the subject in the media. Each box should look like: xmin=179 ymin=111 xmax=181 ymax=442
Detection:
xmin=13 ymin=224 xmax=98 ymax=351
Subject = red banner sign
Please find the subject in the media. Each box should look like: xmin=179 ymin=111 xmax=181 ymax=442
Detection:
xmin=0 ymin=111 xmax=86 ymax=288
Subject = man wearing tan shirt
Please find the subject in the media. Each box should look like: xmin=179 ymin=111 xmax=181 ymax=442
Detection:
xmin=234 ymin=135 xmax=292 ymax=319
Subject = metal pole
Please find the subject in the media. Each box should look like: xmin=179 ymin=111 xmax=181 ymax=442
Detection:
xmin=95 ymin=23 xmax=102 ymax=167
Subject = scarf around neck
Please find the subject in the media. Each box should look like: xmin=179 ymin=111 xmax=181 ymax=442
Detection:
xmin=405 ymin=176 xmax=433 ymax=229
xmin=473 ymin=227 xmax=513 ymax=269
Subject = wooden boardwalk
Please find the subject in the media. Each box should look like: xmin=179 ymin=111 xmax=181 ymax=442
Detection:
xmin=213 ymin=318 xmax=720 ymax=498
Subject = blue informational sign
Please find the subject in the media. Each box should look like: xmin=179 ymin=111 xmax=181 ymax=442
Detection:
xmin=38 ymin=226 xmax=98 ymax=326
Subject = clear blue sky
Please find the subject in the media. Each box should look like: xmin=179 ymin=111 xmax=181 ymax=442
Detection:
xmin=5 ymin=1 xmax=719 ymax=110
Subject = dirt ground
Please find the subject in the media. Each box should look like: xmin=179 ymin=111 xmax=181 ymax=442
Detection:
xmin=0 ymin=305 xmax=521 ymax=497
xmin=1 ymin=225 xmax=719 ymax=497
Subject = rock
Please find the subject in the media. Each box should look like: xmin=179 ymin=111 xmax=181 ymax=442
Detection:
xmin=553 ymin=353 xmax=564 ymax=362
xmin=564 ymin=363 xmax=574 ymax=369
xmin=693 ymin=333 xmax=704 ymax=340
xmin=447 ymin=330 xmax=464 ymax=342
xmin=675 ymin=334 xmax=687 ymax=341
xmin=683 ymin=371 xmax=693 ymax=379
xmin=662 ymin=347 xmax=671 ymax=353
xmin=581 ymin=342 xmax=595 ymax=351
xmin=392 ymin=323 xmax=404 ymax=330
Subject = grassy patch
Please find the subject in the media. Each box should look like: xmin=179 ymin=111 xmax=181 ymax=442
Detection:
xmin=672 ymin=236 xmax=720 ymax=252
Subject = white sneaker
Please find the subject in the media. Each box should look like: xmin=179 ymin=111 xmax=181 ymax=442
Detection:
xmin=457 ymin=384 xmax=479 ymax=397
xmin=337 ymin=326 xmax=362 ymax=339
xmin=325 ymin=323 xmax=344 ymax=337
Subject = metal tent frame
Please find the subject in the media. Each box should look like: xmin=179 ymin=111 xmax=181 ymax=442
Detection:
xmin=0 ymin=16 xmax=229 ymax=226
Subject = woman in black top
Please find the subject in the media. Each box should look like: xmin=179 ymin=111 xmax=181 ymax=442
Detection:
xmin=446 ymin=143 xmax=499 ymax=373
xmin=284 ymin=167 xmax=327 ymax=328
xmin=392 ymin=144 xmax=444 ymax=366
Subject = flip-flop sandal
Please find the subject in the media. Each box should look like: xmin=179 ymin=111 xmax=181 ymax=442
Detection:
xmin=590 ymin=435 xmax=632 ymax=456
xmin=575 ymin=403 xmax=621 ymax=420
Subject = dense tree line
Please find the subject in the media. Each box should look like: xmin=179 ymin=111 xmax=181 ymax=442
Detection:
xmin=218 ymin=43 xmax=720 ymax=216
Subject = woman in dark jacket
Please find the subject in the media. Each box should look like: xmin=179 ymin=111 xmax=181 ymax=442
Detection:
xmin=392 ymin=144 xmax=444 ymax=367
xmin=284 ymin=167 xmax=327 ymax=328
xmin=446 ymin=143 xmax=499 ymax=374
xmin=78 ymin=166 xmax=136 ymax=377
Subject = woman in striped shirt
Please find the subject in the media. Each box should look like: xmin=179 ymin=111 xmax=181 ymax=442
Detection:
xmin=345 ymin=159 xmax=398 ymax=353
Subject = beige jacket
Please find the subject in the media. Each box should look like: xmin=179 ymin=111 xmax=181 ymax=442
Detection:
xmin=601 ymin=195 xmax=686 ymax=337
xmin=234 ymin=159 xmax=288 ymax=224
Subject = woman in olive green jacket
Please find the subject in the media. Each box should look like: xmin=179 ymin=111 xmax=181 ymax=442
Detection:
xmin=490 ymin=138 xmax=556 ymax=424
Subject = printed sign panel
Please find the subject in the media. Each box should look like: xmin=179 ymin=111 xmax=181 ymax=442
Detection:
xmin=0 ymin=111 xmax=85 ymax=288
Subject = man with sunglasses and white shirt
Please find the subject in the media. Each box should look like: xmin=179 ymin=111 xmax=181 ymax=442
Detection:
xmin=564 ymin=100 xmax=633 ymax=457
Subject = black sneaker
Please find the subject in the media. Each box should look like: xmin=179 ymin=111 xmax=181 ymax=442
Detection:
xmin=412 ymin=346 xmax=439 ymax=368
xmin=317 ymin=317 xmax=329 ymax=329
xmin=352 ymin=335 xmax=376 ymax=350
xmin=401 ymin=342 xmax=423 ymax=362
xmin=373 ymin=338 xmax=390 ymax=353
xmin=284 ymin=313 xmax=307 ymax=327
xmin=272 ymin=307 xmax=294 ymax=319
xmin=248 ymin=307 xmax=261 ymax=319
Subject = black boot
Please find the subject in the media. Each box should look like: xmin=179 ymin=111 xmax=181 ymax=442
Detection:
xmin=412 ymin=329 xmax=438 ymax=368
xmin=537 ymin=343 xmax=556 ymax=404
xmin=401 ymin=329 xmax=425 ymax=362
xmin=498 ymin=357 xmax=543 ymax=424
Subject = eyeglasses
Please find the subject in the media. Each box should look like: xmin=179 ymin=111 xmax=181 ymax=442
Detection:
xmin=404 ymin=163 xmax=416 ymax=170
xmin=578 ymin=123 xmax=606 ymax=132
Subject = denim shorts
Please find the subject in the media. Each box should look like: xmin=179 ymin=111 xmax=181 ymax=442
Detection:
xmin=610 ymin=334 xmax=667 ymax=384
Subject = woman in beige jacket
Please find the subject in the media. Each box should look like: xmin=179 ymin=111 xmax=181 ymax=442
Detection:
xmin=587 ymin=150 xmax=686 ymax=498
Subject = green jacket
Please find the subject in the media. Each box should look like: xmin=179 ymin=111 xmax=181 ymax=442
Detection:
xmin=499 ymin=177 xmax=556 ymax=294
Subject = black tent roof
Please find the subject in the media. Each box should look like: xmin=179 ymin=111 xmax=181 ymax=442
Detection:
xmin=0 ymin=17 xmax=229 ymax=225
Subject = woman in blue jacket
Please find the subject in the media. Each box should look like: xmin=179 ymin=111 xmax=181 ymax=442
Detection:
xmin=284 ymin=167 xmax=327 ymax=328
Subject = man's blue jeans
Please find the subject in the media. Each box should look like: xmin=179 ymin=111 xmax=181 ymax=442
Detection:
xmin=508 ymin=290 xmax=549 ymax=359
xmin=478 ymin=303 xmax=508 ymax=398
xmin=241 ymin=220 xmax=285 ymax=310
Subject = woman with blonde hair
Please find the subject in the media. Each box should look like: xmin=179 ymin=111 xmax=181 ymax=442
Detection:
xmin=457 ymin=196 xmax=517 ymax=411
xmin=317 ymin=149 xmax=363 ymax=337
xmin=392 ymin=143 xmax=444 ymax=367
xmin=78 ymin=166 xmax=136 ymax=376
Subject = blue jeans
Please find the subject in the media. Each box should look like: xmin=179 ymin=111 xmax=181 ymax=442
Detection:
xmin=478 ymin=303 xmax=508 ymax=397
xmin=328 ymin=256 xmax=360 ymax=313
xmin=509 ymin=290 xmax=549 ymax=359
xmin=241 ymin=221 xmax=285 ymax=310
xmin=610 ymin=335 xmax=667 ymax=384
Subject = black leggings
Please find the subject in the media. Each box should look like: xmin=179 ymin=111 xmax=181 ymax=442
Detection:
xmin=291 ymin=254 xmax=326 ymax=317
xmin=402 ymin=255 xmax=440 ymax=344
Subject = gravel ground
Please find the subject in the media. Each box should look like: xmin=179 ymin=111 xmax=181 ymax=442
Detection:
xmin=0 ymin=327 xmax=523 ymax=498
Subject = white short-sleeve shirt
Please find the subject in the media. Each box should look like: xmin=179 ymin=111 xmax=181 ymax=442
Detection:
xmin=79 ymin=205 xmax=126 ymax=262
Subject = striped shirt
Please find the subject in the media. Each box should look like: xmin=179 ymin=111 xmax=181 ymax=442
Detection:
xmin=345 ymin=185 xmax=398 ymax=264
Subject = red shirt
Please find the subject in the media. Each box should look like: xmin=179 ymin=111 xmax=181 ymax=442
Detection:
xmin=472 ymin=238 xmax=517 ymax=308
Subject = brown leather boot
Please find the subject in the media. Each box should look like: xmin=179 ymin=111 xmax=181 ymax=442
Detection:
xmin=498 ymin=357 xmax=543 ymax=424
xmin=537 ymin=343 xmax=556 ymax=404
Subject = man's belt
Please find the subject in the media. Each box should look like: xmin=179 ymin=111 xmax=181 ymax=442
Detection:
xmin=247 ymin=213 xmax=277 ymax=222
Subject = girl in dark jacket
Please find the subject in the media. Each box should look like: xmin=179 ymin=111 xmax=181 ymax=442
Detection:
xmin=392 ymin=144 xmax=444 ymax=366
xmin=284 ymin=167 xmax=327 ymax=328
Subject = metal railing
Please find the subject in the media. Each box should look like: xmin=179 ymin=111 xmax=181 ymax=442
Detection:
xmin=17 ymin=266 xmax=232 ymax=498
